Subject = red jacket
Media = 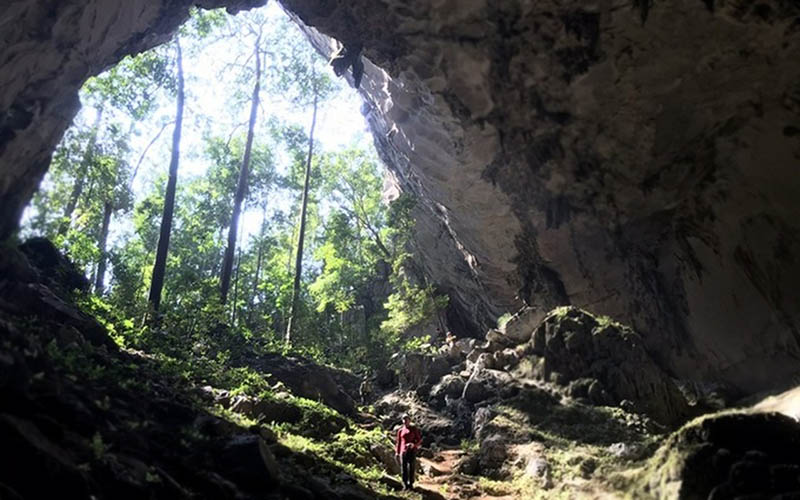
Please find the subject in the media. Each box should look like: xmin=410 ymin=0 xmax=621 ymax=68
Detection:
xmin=396 ymin=424 xmax=422 ymax=455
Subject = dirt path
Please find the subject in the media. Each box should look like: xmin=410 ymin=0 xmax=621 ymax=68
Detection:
xmin=414 ymin=450 xmax=517 ymax=500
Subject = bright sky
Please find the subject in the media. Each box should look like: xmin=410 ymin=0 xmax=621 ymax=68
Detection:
xmin=133 ymin=2 xmax=370 ymax=191
xmin=33 ymin=2 xmax=375 ymax=251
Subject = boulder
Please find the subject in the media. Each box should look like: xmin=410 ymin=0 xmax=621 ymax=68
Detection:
xmin=502 ymin=307 xmax=547 ymax=344
xmin=370 ymin=443 xmax=400 ymax=475
xmin=374 ymin=366 xmax=397 ymax=389
xmin=525 ymin=457 xmax=551 ymax=485
xmin=415 ymin=383 xmax=432 ymax=399
xmin=462 ymin=369 xmax=517 ymax=404
xmin=454 ymin=338 xmax=476 ymax=357
xmin=245 ymin=353 xmax=358 ymax=416
xmin=465 ymin=347 xmax=485 ymax=364
xmin=608 ymin=442 xmax=639 ymax=459
xmin=485 ymin=329 xmax=514 ymax=352
xmin=192 ymin=415 xmax=238 ymax=438
xmin=463 ymin=378 xmax=492 ymax=404
xmin=397 ymin=352 xmax=451 ymax=389
xmin=492 ymin=348 xmax=519 ymax=370
xmin=0 ymin=281 xmax=115 ymax=350
xmin=567 ymin=377 xmax=611 ymax=406
xmin=455 ymin=453 xmax=480 ymax=476
xmin=526 ymin=307 xmax=690 ymax=426
xmin=472 ymin=407 xmax=493 ymax=441
xmin=18 ymin=238 xmax=89 ymax=295
xmin=645 ymin=412 xmax=800 ymax=499
xmin=217 ymin=434 xmax=280 ymax=490
xmin=430 ymin=374 xmax=466 ymax=403
xmin=200 ymin=386 xmax=232 ymax=408
xmin=478 ymin=434 xmax=508 ymax=476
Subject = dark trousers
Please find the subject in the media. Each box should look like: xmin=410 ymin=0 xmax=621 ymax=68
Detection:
xmin=401 ymin=449 xmax=416 ymax=487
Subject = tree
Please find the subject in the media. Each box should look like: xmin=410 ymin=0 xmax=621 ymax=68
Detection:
xmin=285 ymin=87 xmax=318 ymax=344
xmin=220 ymin=28 xmax=263 ymax=304
xmin=309 ymin=148 xmax=388 ymax=314
xmin=280 ymin=46 xmax=337 ymax=343
xmin=147 ymin=37 xmax=185 ymax=316
xmin=57 ymin=108 xmax=104 ymax=237
xmin=92 ymin=139 xmax=134 ymax=294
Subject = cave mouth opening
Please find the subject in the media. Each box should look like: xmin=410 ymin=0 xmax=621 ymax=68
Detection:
xmin=18 ymin=2 xmax=388 ymax=299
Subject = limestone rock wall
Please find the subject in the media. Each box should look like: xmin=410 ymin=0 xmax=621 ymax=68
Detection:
xmin=281 ymin=0 xmax=800 ymax=393
xmin=2 ymin=0 xmax=800 ymax=394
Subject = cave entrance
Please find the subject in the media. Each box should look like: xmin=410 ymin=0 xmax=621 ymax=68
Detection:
xmin=17 ymin=1 xmax=451 ymax=356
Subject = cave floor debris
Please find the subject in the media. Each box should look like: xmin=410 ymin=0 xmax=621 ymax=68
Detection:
xmin=415 ymin=449 xmax=514 ymax=500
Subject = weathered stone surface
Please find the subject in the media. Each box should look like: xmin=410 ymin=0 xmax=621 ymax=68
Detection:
xmin=0 ymin=413 xmax=90 ymax=499
xmin=284 ymin=0 xmax=800 ymax=398
xmin=396 ymin=352 xmax=451 ymax=389
xmin=429 ymin=374 xmax=465 ymax=406
xmin=370 ymin=442 xmax=400 ymax=475
xmin=501 ymin=308 xmax=546 ymax=344
xmin=0 ymin=240 xmax=115 ymax=350
xmin=245 ymin=353 xmax=359 ymax=416
xmin=18 ymin=237 xmax=89 ymax=294
xmin=462 ymin=368 xmax=516 ymax=405
xmin=478 ymin=433 xmax=508 ymax=477
xmin=644 ymin=412 xmax=800 ymax=499
xmin=525 ymin=307 xmax=690 ymax=425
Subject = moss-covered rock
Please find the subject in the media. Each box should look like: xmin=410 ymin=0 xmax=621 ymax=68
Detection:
xmin=641 ymin=411 xmax=800 ymax=499
xmin=522 ymin=307 xmax=690 ymax=426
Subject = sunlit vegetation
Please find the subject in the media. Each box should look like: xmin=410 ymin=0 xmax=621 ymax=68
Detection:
xmin=24 ymin=5 xmax=447 ymax=375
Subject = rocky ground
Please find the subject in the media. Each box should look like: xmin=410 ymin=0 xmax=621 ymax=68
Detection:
xmin=2 ymin=239 xmax=800 ymax=499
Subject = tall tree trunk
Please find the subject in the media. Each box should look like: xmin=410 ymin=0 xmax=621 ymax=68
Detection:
xmin=231 ymin=246 xmax=242 ymax=325
xmin=147 ymin=37 xmax=185 ymax=316
xmin=247 ymin=205 xmax=268 ymax=325
xmin=94 ymin=200 xmax=113 ymax=294
xmin=285 ymin=91 xmax=318 ymax=345
xmin=58 ymin=107 xmax=103 ymax=237
xmin=220 ymin=37 xmax=261 ymax=304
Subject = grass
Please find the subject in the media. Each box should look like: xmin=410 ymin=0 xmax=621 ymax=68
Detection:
xmin=273 ymin=425 xmax=387 ymax=483
xmin=461 ymin=382 xmax=664 ymax=498
xmin=460 ymin=438 xmax=480 ymax=454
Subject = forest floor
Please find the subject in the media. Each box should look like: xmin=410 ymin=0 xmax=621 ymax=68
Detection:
xmin=416 ymin=450 xmax=514 ymax=500
xmin=4 ymin=240 xmax=800 ymax=499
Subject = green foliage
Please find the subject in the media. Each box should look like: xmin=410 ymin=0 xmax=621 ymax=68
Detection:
xmin=402 ymin=334 xmax=439 ymax=355
xmin=262 ymin=18 xmax=336 ymax=107
xmin=497 ymin=312 xmax=513 ymax=329
xmin=273 ymin=425 xmax=386 ymax=482
xmin=23 ymin=4 xmax=454 ymax=396
xmin=183 ymin=7 xmax=227 ymax=39
xmin=381 ymin=280 xmax=448 ymax=337
xmin=460 ymin=438 xmax=480 ymax=454
xmin=77 ymin=294 xmax=139 ymax=347
xmin=83 ymin=50 xmax=175 ymax=118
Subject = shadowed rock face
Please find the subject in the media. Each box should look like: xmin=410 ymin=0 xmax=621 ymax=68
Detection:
xmin=282 ymin=0 xmax=800 ymax=394
xmin=2 ymin=0 xmax=800 ymax=394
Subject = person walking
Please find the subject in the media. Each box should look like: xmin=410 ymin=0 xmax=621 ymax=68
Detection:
xmin=395 ymin=413 xmax=422 ymax=490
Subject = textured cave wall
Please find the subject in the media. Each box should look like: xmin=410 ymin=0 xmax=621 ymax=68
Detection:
xmin=280 ymin=0 xmax=800 ymax=394
xmin=2 ymin=0 xmax=800 ymax=394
